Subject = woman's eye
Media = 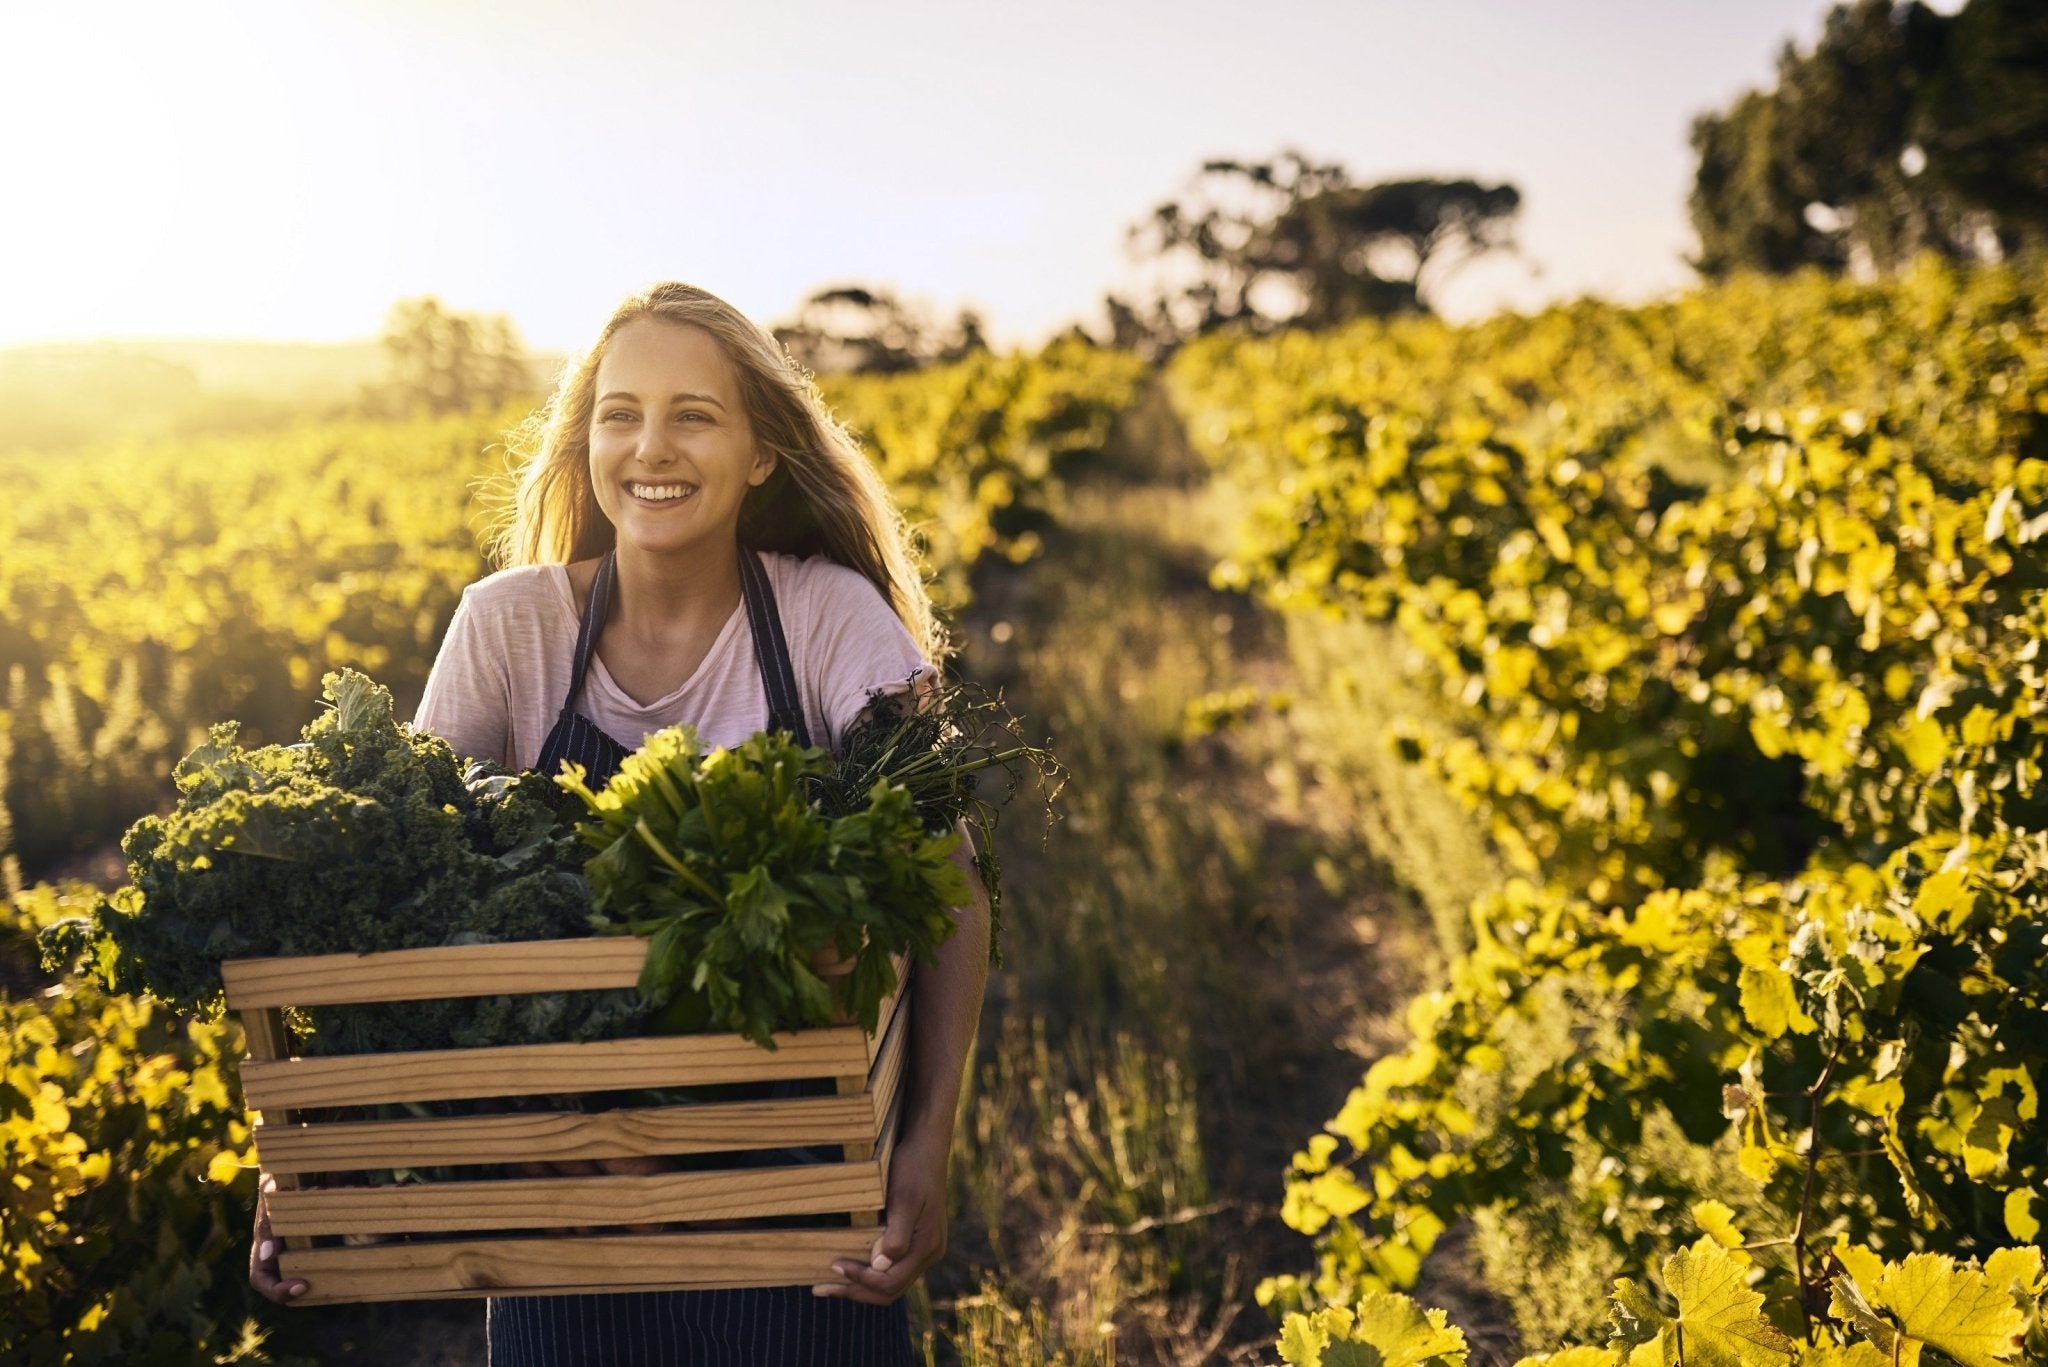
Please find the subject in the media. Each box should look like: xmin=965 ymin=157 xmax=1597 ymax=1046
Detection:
xmin=677 ymin=410 xmax=709 ymax=423
xmin=602 ymin=409 xmax=634 ymax=423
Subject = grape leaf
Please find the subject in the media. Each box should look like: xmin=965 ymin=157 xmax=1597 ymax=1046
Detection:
xmin=1873 ymin=1253 xmax=2027 ymax=1367
xmin=1511 ymin=1350 xmax=1621 ymax=1367
xmin=1691 ymin=1199 xmax=1744 ymax=1249
xmin=1982 ymin=1246 xmax=2044 ymax=1300
xmin=1276 ymin=1294 xmax=1467 ymax=1367
xmin=1830 ymin=1273 xmax=1917 ymax=1367
xmin=1280 ymin=1312 xmax=1334 ymax=1366
xmin=1608 ymin=1244 xmax=1793 ymax=1367
xmin=2002 ymin=1188 xmax=2039 ymax=1242
xmin=1737 ymin=965 xmax=1812 ymax=1038
xmin=1794 ymin=1346 xmax=1889 ymax=1367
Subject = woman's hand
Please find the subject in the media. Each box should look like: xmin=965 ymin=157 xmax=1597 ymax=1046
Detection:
xmin=249 ymin=1176 xmax=308 ymax=1304
xmin=812 ymin=1124 xmax=950 ymax=1305
xmin=813 ymin=814 xmax=988 ymax=1306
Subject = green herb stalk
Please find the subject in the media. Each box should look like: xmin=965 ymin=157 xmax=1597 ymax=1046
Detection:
xmin=558 ymin=726 xmax=973 ymax=1050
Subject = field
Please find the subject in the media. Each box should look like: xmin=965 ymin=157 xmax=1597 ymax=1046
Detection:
xmin=6 ymin=255 xmax=2047 ymax=1364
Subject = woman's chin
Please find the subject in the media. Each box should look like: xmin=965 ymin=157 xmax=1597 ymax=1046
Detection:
xmin=610 ymin=510 xmax=730 ymax=559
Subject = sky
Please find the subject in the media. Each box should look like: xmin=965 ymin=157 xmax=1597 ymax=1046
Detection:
xmin=0 ymin=0 xmax=1879 ymax=354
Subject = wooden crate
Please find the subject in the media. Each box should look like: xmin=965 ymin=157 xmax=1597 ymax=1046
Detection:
xmin=222 ymin=938 xmax=911 ymax=1305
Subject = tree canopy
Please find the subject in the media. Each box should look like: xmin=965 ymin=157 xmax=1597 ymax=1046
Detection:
xmin=371 ymin=297 xmax=535 ymax=417
xmin=1108 ymin=150 xmax=1522 ymax=357
xmin=771 ymin=285 xmax=989 ymax=376
xmin=1688 ymin=0 xmax=2048 ymax=278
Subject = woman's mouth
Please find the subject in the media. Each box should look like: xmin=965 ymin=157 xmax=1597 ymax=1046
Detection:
xmin=626 ymin=480 xmax=698 ymax=507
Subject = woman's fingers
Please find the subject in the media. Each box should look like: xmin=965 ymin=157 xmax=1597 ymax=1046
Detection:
xmin=815 ymin=1207 xmax=940 ymax=1306
xmin=248 ymin=1182 xmax=309 ymax=1304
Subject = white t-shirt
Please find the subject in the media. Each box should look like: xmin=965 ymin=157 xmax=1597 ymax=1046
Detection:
xmin=412 ymin=551 xmax=933 ymax=769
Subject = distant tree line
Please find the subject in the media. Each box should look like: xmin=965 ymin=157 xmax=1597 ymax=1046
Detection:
xmin=1100 ymin=153 xmax=1522 ymax=358
xmin=1689 ymin=0 xmax=2048 ymax=278
xmin=366 ymin=296 xmax=540 ymax=418
xmin=769 ymin=159 xmax=1527 ymax=370
xmin=307 ymin=0 xmax=2048 ymax=396
xmin=771 ymin=286 xmax=990 ymax=377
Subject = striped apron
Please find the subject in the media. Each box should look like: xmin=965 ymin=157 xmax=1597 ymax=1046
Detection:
xmin=490 ymin=545 xmax=915 ymax=1366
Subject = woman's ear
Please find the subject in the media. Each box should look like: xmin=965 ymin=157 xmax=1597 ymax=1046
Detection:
xmin=749 ymin=447 xmax=779 ymax=487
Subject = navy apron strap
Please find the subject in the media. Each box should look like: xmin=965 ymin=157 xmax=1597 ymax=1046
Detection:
xmin=534 ymin=551 xmax=625 ymax=782
xmin=738 ymin=547 xmax=813 ymax=748
xmin=564 ymin=549 xmax=617 ymax=716
xmin=539 ymin=547 xmax=809 ymax=782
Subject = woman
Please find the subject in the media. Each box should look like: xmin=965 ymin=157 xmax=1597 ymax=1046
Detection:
xmin=249 ymin=281 xmax=992 ymax=1365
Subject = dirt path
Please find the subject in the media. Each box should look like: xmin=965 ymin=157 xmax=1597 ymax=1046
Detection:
xmin=942 ymin=380 xmax=1520 ymax=1363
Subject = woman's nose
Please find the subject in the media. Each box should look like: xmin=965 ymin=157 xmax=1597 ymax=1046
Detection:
xmin=636 ymin=423 xmax=676 ymax=463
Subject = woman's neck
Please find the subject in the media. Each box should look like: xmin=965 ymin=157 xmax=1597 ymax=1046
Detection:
xmin=608 ymin=537 xmax=745 ymax=642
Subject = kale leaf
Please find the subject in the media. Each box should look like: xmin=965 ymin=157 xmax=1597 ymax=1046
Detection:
xmin=43 ymin=669 xmax=644 ymax=1054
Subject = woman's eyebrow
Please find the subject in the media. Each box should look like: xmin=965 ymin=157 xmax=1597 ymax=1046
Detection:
xmin=595 ymin=390 xmax=727 ymax=410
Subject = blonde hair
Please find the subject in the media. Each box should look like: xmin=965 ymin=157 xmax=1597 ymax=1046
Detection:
xmin=483 ymin=282 xmax=946 ymax=666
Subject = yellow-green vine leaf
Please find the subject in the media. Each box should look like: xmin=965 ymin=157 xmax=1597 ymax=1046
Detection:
xmin=1661 ymin=1242 xmax=1794 ymax=1366
xmin=1982 ymin=1246 xmax=2045 ymax=1301
xmin=1881 ymin=1120 xmax=1937 ymax=1224
xmin=1830 ymin=1273 xmax=1915 ymax=1367
xmin=1879 ymin=1253 xmax=2030 ymax=1367
xmin=1280 ymin=1309 xmax=1339 ymax=1366
xmin=1691 ymin=1199 xmax=1744 ymax=1249
xmin=1793 ymin=1345 xmax=1890 ymax=1367
xmin=1609 ymin=1277 xmax=1663 ymax=1348
xmin=1836 ymin=1253 xmax=2030 ymax=1367
xmin=1735 ymin=965 xmax=1788 ymax=1039
xmin=1511 ymin=1351 xmax=1622 ymax=1367
xmin=1832 ymin=1242 xmax=1886 ymax=1292
xmin=1610 ymin=1243 xmax=1793 ymax=1367
xmin=1897 ymin=713 xmax=1947 ymax=773
xmin=2005 ymin=1189 xmax=2041 ymax=1242
xmin=1277 ymin=1295 xmax=1468 ymax=1367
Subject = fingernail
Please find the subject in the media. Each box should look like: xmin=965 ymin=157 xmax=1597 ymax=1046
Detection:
xmin=288 ymin=1283 xmax=307 ymax=1297
xmin=873 ymin=1254 xmax=893 ymax=1272
xmin=811 ymin=1286 xmax=831 ymax=1297
xmin=259 ymin=1240 xmax=275 ymax=1262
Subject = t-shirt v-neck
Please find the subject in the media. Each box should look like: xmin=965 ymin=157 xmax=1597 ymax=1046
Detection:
xmin=414 ymin=550 xmax=938 ymax=769
xmin=547 ymin=564 xmax=749 ymax=715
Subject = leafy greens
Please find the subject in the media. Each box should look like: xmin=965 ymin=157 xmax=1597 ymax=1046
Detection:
xmin=42 ymin=669 xmax=642 ymax=1054
xmin=557 ymin=725 xmax=971 ymax=1050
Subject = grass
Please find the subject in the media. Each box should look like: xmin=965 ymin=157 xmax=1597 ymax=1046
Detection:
xmin=912 ymin=381 xmax=1516 ymax=1363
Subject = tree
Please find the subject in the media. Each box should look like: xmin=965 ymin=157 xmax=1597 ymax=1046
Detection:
xmin=1914 ymin=0 xmax=2048 ymax=257
xmin=771 ymin=285 xmax=989 ymax=376
xmin=372 ymin=296 xmax=535 ymax=417
xmin=1687 ymin=0 xmax=2047 ymax=279
xmin=1110 ymin=150 xmax=1522 ymax=355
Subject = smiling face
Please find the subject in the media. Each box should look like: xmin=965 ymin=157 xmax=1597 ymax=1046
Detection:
xmin=587 ymin=317 xmax=776 ymax=562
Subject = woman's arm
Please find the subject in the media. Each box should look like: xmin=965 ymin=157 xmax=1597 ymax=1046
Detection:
xmin=812 ymin=817 xmax=990 ymax=1305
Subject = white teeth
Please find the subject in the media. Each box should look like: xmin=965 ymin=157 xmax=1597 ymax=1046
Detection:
xmin=628 ymin=482 xmax=696 ymax=501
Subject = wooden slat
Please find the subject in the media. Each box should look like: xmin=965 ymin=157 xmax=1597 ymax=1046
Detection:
xmin=265 ymin=1159 xmax=883 ymax=1237
xmin=223 ymin=943 xmax=908 ymax=1013
xmin=223 ymin=937 xmax=654 ymax=1009
xmin=874 ymin=1072 xmax=906 ymax=1189
xmin=252 ymin=1093 xmax=880 ymax=1175
xmin=868 ymin=991 xmax=911 ymax=1141
xmin=242 ymin=1005 xmax=301 ymax=1253
xmin=864 ymin=959 xmax=909 ymax=1068
xmin=241 ymin=1028 xmax=872 ymax=1111
xmin=276 ymin=1228 xmax=875 ymax=1305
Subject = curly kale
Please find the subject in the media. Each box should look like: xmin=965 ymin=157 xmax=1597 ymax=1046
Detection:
xmin=43 ymin=669 xmax=644 ymax=1054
